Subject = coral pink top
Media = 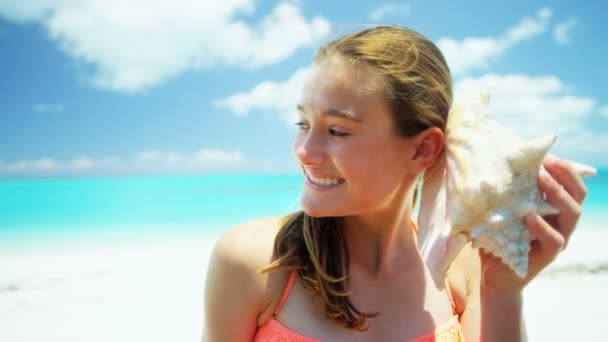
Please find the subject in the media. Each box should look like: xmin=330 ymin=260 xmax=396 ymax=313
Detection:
xmin=254 ymin=272 xmax=465 ymax=342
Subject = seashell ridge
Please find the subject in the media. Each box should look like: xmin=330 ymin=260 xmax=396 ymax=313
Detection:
xmin=417 ymin=93 xmax=597 ymax=284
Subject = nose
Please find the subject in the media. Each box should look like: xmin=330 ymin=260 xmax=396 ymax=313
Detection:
xmin=294 ymin=128 xmax=326 ymax=166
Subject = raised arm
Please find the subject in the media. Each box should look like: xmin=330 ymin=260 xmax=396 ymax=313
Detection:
xmin=456 ymin=156 xmax=589 ymax=342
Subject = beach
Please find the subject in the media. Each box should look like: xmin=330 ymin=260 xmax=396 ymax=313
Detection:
xmin=0 ymin=236 xmax=216 ymax=342
xmin=2 ymin=228 xmax=608 ymax=341
xmin=1 ymin=174 xmax=607 ymax=341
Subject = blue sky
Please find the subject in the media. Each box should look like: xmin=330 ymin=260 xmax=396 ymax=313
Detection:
xmin=1 ymin=0 xmax=607 ymax=178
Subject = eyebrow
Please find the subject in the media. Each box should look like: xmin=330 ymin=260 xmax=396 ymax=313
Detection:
xmin=296 ymin=105 xmax=363 ymax=122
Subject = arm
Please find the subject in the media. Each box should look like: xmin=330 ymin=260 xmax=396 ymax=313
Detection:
xmin=450 ymin=243 xmax=527 ymax=342
xmin=203 ymin=219 xmax=279 ymax=341
xmin=203 ymin=233 xmax=261 ymax=341
xmin=457 ymin=156 xmax=588 ymax=341
xmin=478 ymin=283 xmax=525 ymax=342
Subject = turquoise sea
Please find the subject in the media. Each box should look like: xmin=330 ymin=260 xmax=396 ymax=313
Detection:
xmin=0 ymin=175 xmax=303 ymax=248
xmin=0 ymin=171 xmax=606 ymax=249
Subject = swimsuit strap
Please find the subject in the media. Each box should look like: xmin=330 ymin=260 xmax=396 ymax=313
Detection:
xmin=411 ymin=219 xmax=419 ymax=236
xmin=273 ymin=271 xmax=297 ymax=316
xmin=271 ymin=222 xmax=457 ymax=317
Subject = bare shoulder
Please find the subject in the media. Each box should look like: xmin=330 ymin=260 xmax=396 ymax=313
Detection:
xmin=214 ymin=217 xmax=281 ymax=267
xmin=207 ymin=216 xmax=284 ymax=299
xmin=204 ymin=217 xmax=288 ymax=340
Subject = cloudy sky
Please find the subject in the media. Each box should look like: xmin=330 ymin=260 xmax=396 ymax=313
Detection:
xmin=1 ymin=0 xmax=606 ymax=178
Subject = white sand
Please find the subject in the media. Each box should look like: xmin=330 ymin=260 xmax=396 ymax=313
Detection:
xmin=0 ymin=237 xmax=216 ymax=342
xmin=525 ymin=274 xmax=608 ymax=341
xmin=2 ymin=228 xmax=607 ymax=341
xmin=524 ymin=227 xmax=608 ymax=341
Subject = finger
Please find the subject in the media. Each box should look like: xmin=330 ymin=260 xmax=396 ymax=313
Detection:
xmin=538 ymin=170 xmax=581 ymax=240
xmin=543 ymin=156 xmax=589 ymax=204
xmin=526 ymin=213 xmax=565 ymax=256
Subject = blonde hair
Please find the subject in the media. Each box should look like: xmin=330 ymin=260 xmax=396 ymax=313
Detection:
xmin=262 ymin=25 xmax=453 ymax=331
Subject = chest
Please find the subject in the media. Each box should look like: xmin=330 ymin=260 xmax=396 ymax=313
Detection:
xmin=275 ymin=274 xmax=455 ymax=341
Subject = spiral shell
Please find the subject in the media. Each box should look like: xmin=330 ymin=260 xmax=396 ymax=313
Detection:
xmin=417 ymin=93 xmax=596 ymax=282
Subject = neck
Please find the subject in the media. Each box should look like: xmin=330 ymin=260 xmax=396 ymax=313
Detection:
xmin=342 ymin=196 xmax=420 ymax=278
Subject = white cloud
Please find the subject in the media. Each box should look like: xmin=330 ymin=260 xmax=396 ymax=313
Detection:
xmin=599 ymin=105 xmax=608 ymax=119
xmin=0 ymin=148 xmax=246 ymax=177
xmin=216 ymin=66 xmax=310 ymax=124
xmin=135 ymin=150 xmax=163 ymax=163
xmin=32 ymin=103 xmax=65 ymax=112
xmin=0 ymin=0 xmax=330 ymax=93
xmin=35 ymin=157 xmax=60 ymax=170
xmin=436 ymin=37 xmax=501 ymax=75
xmin=504 ymin=7 xmax=551 ymax=44
xmin=4 ymin=160 xmax=28 ymax=172
xmin=554 ymin=131 xmax=608 ymax=167
xmin=453 ymin=73 xmax=604 ymax=165
xmin=554 ymin=17 xmax=577 ymax=45
xmin=72 ymin=156 xmax=95 ymax=170
xmin=454 ymin=74 xmax=594 ymax=135
xmin=165 ymin=152 xmax=183 ymax=166
xmin=240 ymin=3 xmax=331 ymax=69
xmin=368 ymin=3 xmax=412 ymax=21
xmin=192 ymin=149 xmax=243 ymax=165
xmin=437 ymin=7 xmax=552 ymax=76
xmin=130 ymin=148 xmax=243 ymax=172
xmin=3 ymin=157 xmax=61 ymax=172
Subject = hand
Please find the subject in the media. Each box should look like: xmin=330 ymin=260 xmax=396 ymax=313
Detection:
xmin=479 ymin=155 xmax=589 ymax=294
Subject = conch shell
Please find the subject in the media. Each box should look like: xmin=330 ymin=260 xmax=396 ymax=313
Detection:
xmin=417 ymin=93 xmax=596 ymax=285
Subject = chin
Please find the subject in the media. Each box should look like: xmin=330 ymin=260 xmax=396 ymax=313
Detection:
xmin=301 ymin=205 xmax=331 ymax=218
xmin=300 ymin=199 xmax=346 ymax=218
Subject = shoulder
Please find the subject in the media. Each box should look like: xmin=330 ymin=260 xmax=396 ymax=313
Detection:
xmin=213 ymin=217 xmax=281 ymax=265
xmin=204 ymin=217 xmax=291 ymax=339
xmin=207 ymin=216 xmax=284 ymax=301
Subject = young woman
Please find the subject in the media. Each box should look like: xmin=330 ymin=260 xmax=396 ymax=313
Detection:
xmin=203 ymin=25 xmax=589 ymax=341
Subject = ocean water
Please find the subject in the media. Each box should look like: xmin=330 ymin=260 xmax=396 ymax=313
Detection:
xmin=1 ymin=171 xmax=606 ymax=245
xmin=0 ymin=172 xmax=607 ymax=341
xmin=0 ymin=174 xmax=304 ymax=248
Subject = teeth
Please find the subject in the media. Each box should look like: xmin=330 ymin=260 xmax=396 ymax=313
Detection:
xmin=308 ymin=173 xmax=343 ymax=186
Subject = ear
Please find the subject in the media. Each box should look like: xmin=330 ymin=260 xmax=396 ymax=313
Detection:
xmin=411 ymin=127 xmax=445 ymax=172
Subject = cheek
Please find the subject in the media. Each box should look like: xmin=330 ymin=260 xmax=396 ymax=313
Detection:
xmin=350 ymin=141 xmax=409 ymax=189
xmin=361 ymin=137 xmax=402 ymax=167
xmin=342 ymin=141 xmax=399 ymax=184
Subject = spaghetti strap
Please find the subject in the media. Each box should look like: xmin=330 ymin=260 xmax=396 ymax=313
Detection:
xmin=411 ymin=219 xmax=419 ymax=236
xmin=273 ymin=271 xmax=297 ymax=316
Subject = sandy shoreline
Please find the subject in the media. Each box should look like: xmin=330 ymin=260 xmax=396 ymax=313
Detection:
xmin=525 ymin=273 xmax=608 ymax=341
xmin=1 ymin=238 xmax=213 ymax=342
xmin=2 ymin=231 xmax=607 ymax=341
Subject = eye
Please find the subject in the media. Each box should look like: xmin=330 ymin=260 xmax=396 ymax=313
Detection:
xmin=294 ymin=121 xmax=310 ymax=130
xmin=330 ymin=128 xmax=350 ymax=137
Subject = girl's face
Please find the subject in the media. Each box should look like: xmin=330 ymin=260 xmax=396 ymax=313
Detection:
xmin=294 ymin=61 xmax=419 ymax=218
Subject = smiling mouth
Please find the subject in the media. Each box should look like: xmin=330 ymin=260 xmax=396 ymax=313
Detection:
xmin=306 ymin=172 xmax=345 ymax=187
